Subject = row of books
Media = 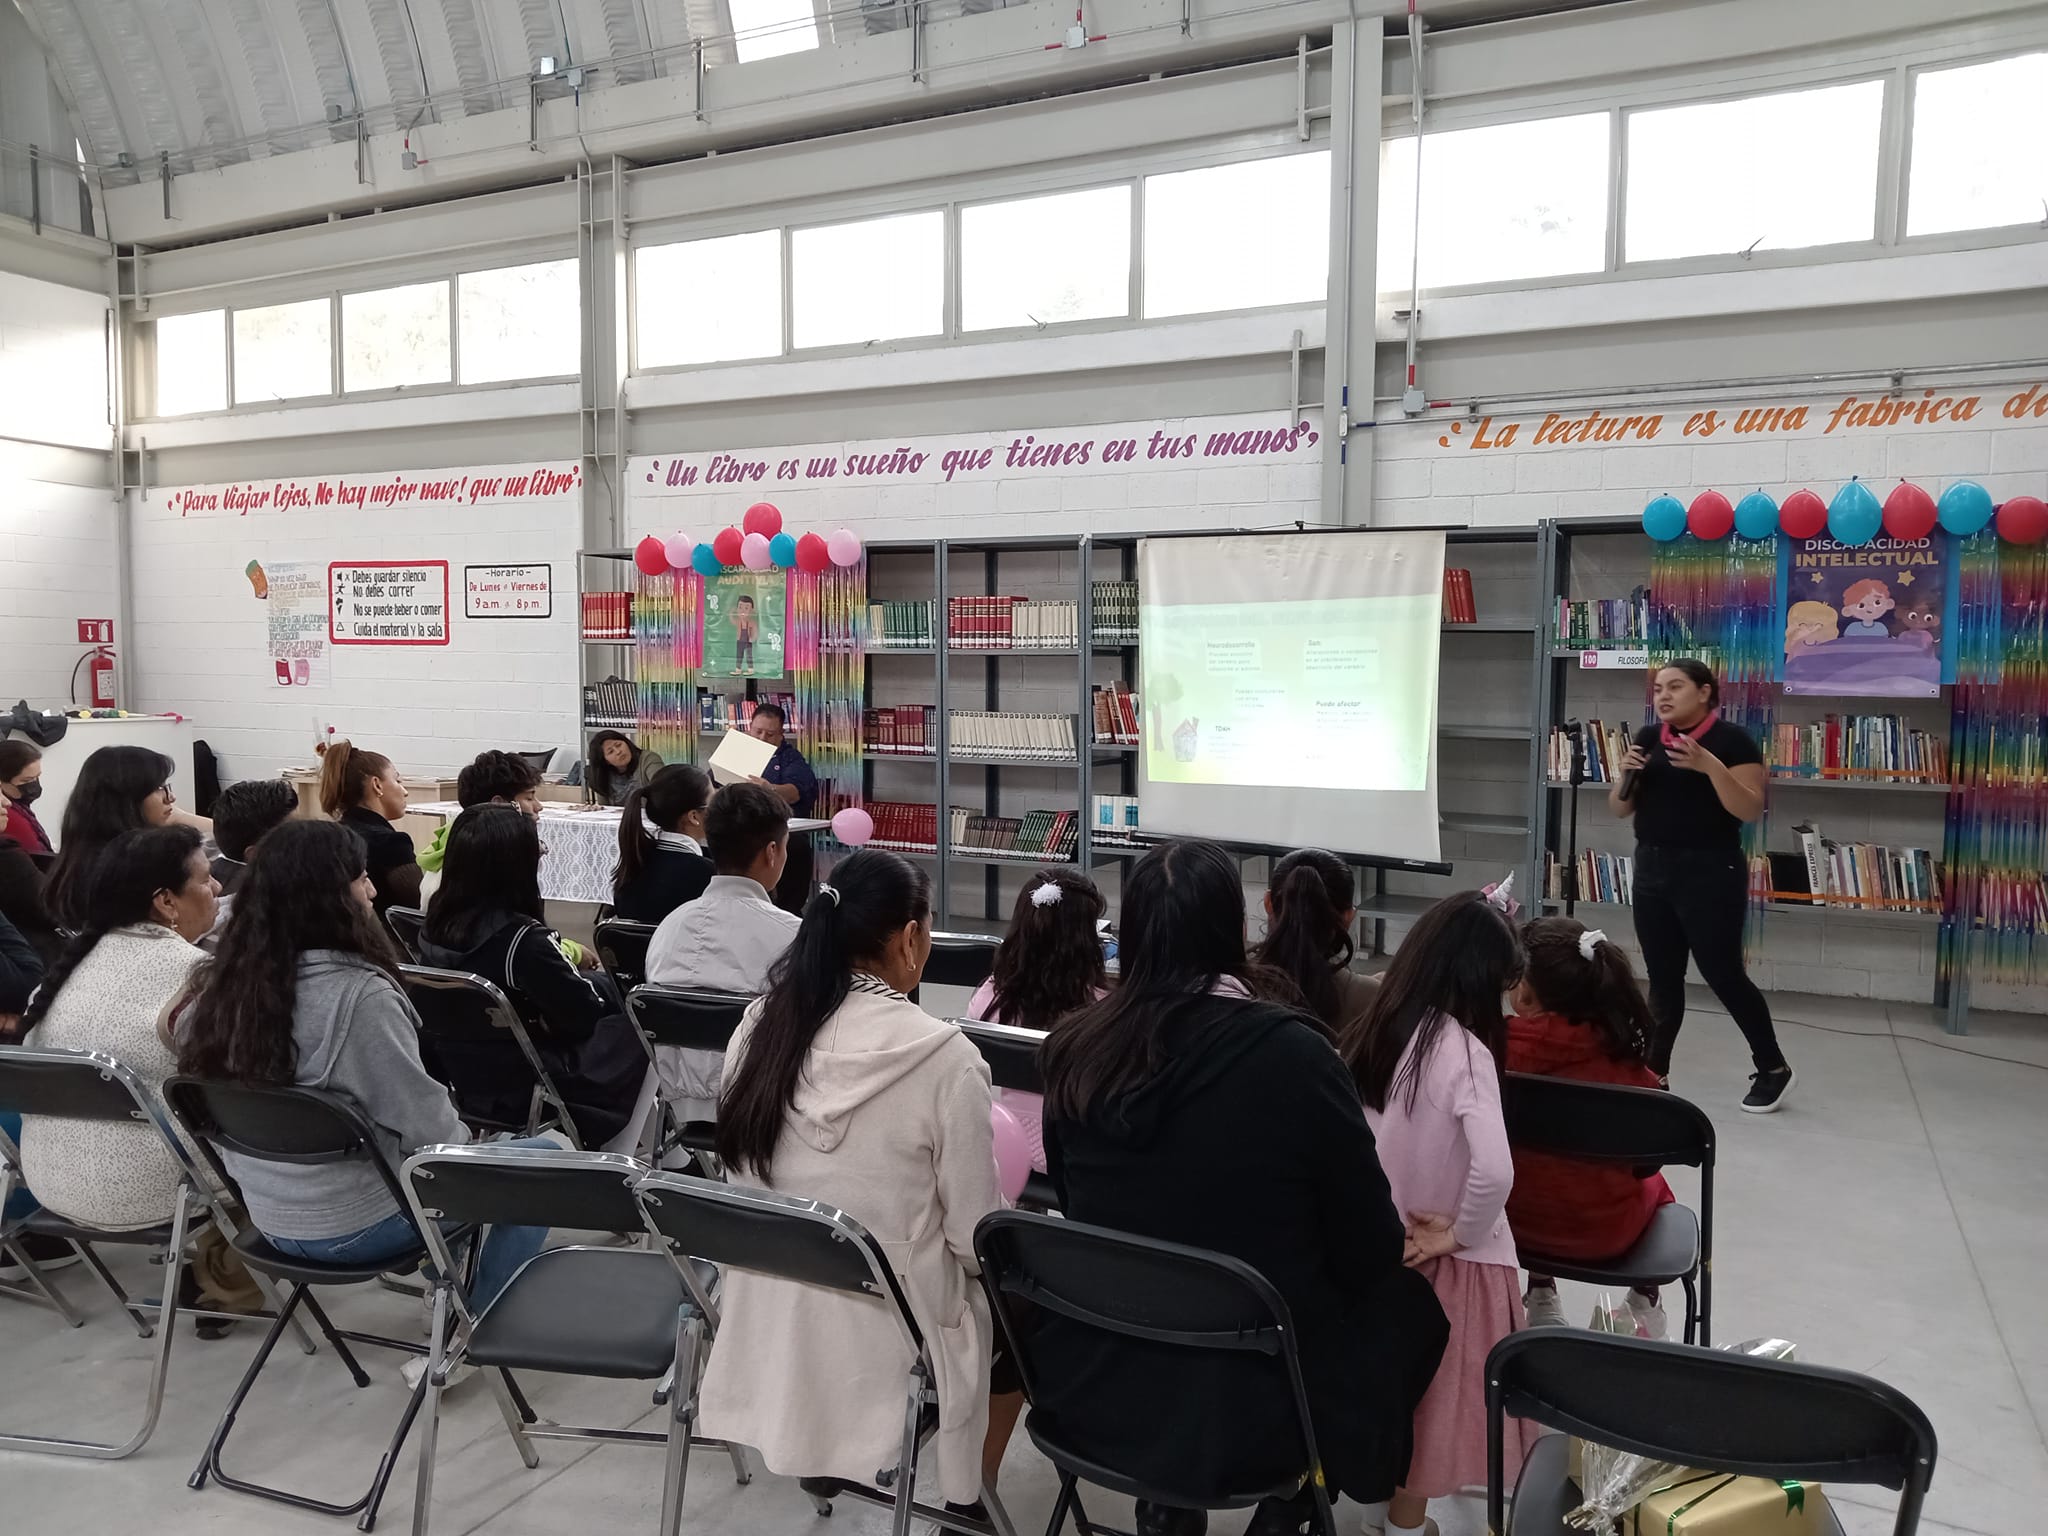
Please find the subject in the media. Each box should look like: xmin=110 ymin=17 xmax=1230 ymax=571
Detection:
xmin=580 ymin=592 xmax=634 ymax=640
xmin=950 ymin=711 xmax=1080 ymax=761
xmin=1442 ymin=569 xmax=1480 ymax=624
xmin=698 ymin=690 xmax=799 ymax=736
xmin=1769 ymin=716 xmax=1947 ymax=782
xmin=944 ymin=596 xmax=1071 ymax=650
xmin=1554 ymin=590 xmax=1649 ymax=644
xmin=1545 ymin=721 xmax=1638 ymax=783
xmin=1091 ymin=683 xmax=1139 ymax=745
xmin=860 ymin=801 xmax=1081 ymax=862
xmin=1779 ymin=825 xmax=1942 ymax=912
xmin=869 ymin=601 xmax=937 ymax=649
xmin=1092 ymin=581 xmax=1140 ymax=645
xmin=1092 ymin=793 xmax=1142 ymax=842
xmin=582 ymin=676 xmax=636 ymax=729
xmin=1544 ymin=850 xmax=1636 ymax=906
xmin=864 ymin=705 xmax=938 ymax=755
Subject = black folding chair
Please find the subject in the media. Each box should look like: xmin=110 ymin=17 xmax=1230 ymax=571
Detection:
xmin=400 ymin=964 xmax=584 ymax=1147
xmin=399 ymin=1144 xmax=747 ymax=1536
xmin=975 ymin=1209 xmax=1335 ymax=1536
xmin=955 ymin=1020 xmax=1059 ymax=1212
xmin=595 ymin=917 xmax=660 ymax=994
xmin=636 ymin=1171 xmax=1017 ymax=1536
xmin=920 ymin=932 xmax=1001 ymax=993
xmin=384 ymin=905 xmax=426 ymax=961
xmin=625 ymin=985 xmax=752 ymax=1164
xmin=1502 ymin=1072 xmax=1715 ymax=1344
xmin=1488 ymin=1331 xmax=1937 ymax=1536
xmin=0 ymin=1048 xmax=306 ymax=1458
xmin=165 ymin=1076 xmax=471 ymax=1531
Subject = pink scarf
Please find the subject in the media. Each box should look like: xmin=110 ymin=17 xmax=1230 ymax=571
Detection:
xmin=1659 ymin=706 xmax=1719 ymax=749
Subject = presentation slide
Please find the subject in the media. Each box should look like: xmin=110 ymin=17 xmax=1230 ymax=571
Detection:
xmin=1138 ymin=531 xmax=1445 ymax=863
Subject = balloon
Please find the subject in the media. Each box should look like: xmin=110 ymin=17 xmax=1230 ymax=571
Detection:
xmin=990 ymin=1103 xmax=1031 ymax=1204
xmin=633 ymin=535 xmax=669 ymax=576
xmin=1687 ymin=489 xmax=1735 ymax=541
xmin=795 ymin=532 xmax=831 ymax=573
xmin=1780 ymin=488 xmax=1828 ymax=540
xmin=740 ymin=531 xmax=773 ymax=570
xmin=1938 ymin=480 xmax=1995 ymax=536
xmin=831 ymin=806 xmax=874 ymax=847
xmin=826 ymin=527 xmax=863 ymax=567
xmin=1733 ymin=491 xmax=1780 ymax=541
xmin=711 ymin=527 xmax=744 ymax=566
xmin=1641 ymin=495 xmax=1686 ymax=542
xmin=743 ymin=502 xmax=783 ymax=539
xmin=1882 ymin=482 xmax=1938 ymax=543
xmin=1998 ymin=494 xmax=2048 ymax=545
xmin=663 ymin=532 xmax=693 ymax=570
xmin=768 ymin=532 xmax=797 ymax=569
xmin=691 ymin=542 xmax=722 ymax=577
xmin=1828 ymin=479 xmax=1882 ymax=546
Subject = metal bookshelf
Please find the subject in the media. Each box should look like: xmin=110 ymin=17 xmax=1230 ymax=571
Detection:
xmin=576 ymin=546 xmax=637 ymax=745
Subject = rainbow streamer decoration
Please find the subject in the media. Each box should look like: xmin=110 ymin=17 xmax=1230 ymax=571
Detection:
xmin=635 ymin=571 xmax=699 ymax=765
xmin=788 ymin=558 xmax=868 ymax=829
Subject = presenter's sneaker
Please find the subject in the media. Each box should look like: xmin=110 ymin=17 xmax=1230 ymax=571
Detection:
xmin=1522 ymin=1287 xmax=1568 ymax=1328
xmin=1742 ymin=1065 xmax=1796 ymax=1113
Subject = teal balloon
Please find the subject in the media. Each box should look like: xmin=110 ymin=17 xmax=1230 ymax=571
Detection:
xmin=1642 ymin=494 xmax=1687 ymax=542
xmin=768 ymin=532 xmax=797 ymax=569
xmin=690 ymin=542 xmax=721 ymax=577
xmin=1734 ymin=491 xmax=1779 ymax=540
xmin=1828 ymin=480 xmax=1881 ymax=546
xmin=1938 ymin=479 xmax=1994 ymax=536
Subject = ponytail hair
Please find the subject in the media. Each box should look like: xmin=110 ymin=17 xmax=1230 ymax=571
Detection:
xmin=1250 ymin=848 xmax=1355 ymax=1037
xmin=317 ymin=739 xmax=391 ymax=818
xmin=23 ymin=825 xmax=204 ymax=1032
xmin=615 ymin=764 xmax=712 ymax=895
xmin=1517 ymin=915 xmax=1654 ymax=1065
xmin=716 ymin=849 xmax=930 ymax=1180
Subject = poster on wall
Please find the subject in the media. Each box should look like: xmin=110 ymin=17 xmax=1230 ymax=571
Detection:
xmin=703 ymin=571 xmax=785 ymax=678
xmin=255 ymin=558 xmax=331 ymax=688
xmin=329 ymin=561 xmax=451 ymax=646
xmin=464 ymin=563 xmax=553 ymax=619
xmin=1780 ymin=535 xmax=1950 ymax=698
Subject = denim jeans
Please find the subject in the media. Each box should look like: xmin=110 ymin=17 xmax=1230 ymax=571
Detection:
xmin=1 ymin=1112 xmax=38 ymax=1223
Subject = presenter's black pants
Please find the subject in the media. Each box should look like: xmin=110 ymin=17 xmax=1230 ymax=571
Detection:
xmin=1631 ymin=843 xmax=1787 ymax=1076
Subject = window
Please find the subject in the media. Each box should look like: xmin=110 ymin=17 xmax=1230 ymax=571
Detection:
xmin=1625 ymin=81 xmax=1884 ymax=261
xmin=637 ymin=231 xmax=784 ymax=367
xmin=791 ymin=211 xmax=944 ymax=349
xmin=730 ymin=0 xmax=818 ymax=62
xmin=232 ymin=298 xmax=332 ymax=404
xmin=1142 ymin=151 xmax=1331 ymax=318
xmin=154 ymin=309 xmax=226 ymax=416
xmin=961 ymin=185 xmax=1131 ymax=331
xmin=342 ymin=281 xmax=450 ymax=392
xmin=1377 ymin=114 xmax=1609 ymax=290
xmin=459 ymin=260 xmax=580 ymax=383
xmin=1907 ymin=52 xmax=2048 ymax=236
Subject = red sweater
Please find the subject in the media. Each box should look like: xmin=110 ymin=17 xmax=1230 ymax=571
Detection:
xmin=1504 ymin=1012 xmax=1673 ymax=1262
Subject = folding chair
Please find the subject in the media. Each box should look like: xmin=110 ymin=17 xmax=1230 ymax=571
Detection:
xmin=400 ymin=1143 xmax=748 ymax=1536
xmin=975 ymin=1209 xmax=1336 ymax=1536
xmin=1487 ymin=1331 xmax=1938 ymax=1536
xmin=1502 ymin=1072 xmax=1715 ymax=1344
xmin=920 ymin=932 xmax=1001 ymax=993
xmin=165 ymin=1076 xmax=470 ymax=1531
xmin=400 ymin=964 xmax=584 ymax=1147
xmin=625 ymin=985 xmax=752 ymax=1165
xmin=636 ymin=1171 xmax=1017 ymax=1536
xmin=595 ymin=916 xmax=660 ymax=994
xmin=0 ymin=1048 xmax=307 ymax=1458
xmin=955 ymin=1020 xmax=1059 ymax=1212
xmin=384 ymin=906 xmax=427 ymax=961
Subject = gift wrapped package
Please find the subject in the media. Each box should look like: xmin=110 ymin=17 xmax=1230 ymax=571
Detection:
xmin=1629 ymin=1472 xmax=1831 ymax=1536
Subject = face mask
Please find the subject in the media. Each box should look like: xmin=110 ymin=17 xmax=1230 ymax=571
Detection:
xmin=8 ymin=781 xmax=40 ymax=805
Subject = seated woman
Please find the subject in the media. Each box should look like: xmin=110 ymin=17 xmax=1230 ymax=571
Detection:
xmin=419 ymin=806 xmax=654 ymax=1153
xmin=586 ymin=731 xmax=663 ymax=808
xmin=612 ymin=764 xmax=715 ymax=923
xmin=0 ymin=740 xmax=53 ymax=863
xmin=317 ymin=739 xmax=422 ymax=914
xmin=1250 ymin=848 xmax=1379 ymax=1041
xmin=1039 ymin=840 xmax=1449 ymax=1536
xmin=44 ymin=745 xmax=197 ymax=930
xmin=700 ymin=849 xmax=1015 ymax=1508
xmin=964 ymin=868 xmax=1109 ymax=1174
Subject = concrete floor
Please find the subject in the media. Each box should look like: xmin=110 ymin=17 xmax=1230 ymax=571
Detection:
xmin=2 ymin=983 xmax=2042 ymax=1536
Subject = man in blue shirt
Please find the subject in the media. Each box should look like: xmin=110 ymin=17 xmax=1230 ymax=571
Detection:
xmin=747 ymin=703 xmax=817 ymax=912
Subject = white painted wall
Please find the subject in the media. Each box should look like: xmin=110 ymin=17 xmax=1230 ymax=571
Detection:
xmin=0 ymin=440 xmax=115 ymax=709
xmin=0 ymin=267 xmax=107 ymax=451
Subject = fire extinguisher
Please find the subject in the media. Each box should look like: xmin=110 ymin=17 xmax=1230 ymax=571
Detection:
xmin=89 ymin=646 xmax=118 ymax=709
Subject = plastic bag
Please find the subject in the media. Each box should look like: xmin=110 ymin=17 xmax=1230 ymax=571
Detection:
xmin=1565 ymin=1332 xmax=1798 ymax=1531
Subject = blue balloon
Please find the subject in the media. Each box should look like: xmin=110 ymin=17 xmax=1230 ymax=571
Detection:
xmin=690 ymin=542 xmax=722 ymax=577
xmin=1938 ymin=479 xmax=1994 ymax=536
xmin=1733 ymin=490 xmax=1780 ymax=541
xmin=1828 ymin=479 xmax=1882 ymax=546
xmin=768 ymin=532 xmax=798 ymax=569
xmin=1642 ymin=494 xmax=1687 ymax=542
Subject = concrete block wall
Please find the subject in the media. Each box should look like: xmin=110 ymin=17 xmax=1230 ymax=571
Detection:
xmin=0 ymin=445 xmax=117 ymax=709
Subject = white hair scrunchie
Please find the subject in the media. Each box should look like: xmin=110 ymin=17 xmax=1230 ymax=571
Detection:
xmin=1030 ymin=882 xmax=1064 ymax=908
xmin=818 ymin=884 xmax=840 ymax=907
xmin=1578 ymin=928 xmax=1608 ymax=961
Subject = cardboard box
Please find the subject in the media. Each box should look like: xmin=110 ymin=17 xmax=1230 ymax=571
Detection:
xmin=1630 ymin=1472 xmax=1829 ymax=1535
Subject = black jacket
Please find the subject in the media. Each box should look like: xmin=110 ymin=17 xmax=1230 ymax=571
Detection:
xmin=339 ymin=806 xmax=423 ymax=914
xmin=0 ymin=909 xmax=44 ymax=1023
xmin=612 ymin=843 xmax=714 ymax=925
xmin=0 ymin=835 xmax=61 ymax=969
xmin=1041 ymin=995 xmax=1448 ymax=1504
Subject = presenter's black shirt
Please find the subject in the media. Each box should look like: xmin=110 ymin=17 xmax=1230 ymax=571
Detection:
xmin=1629 ymin=719 xmax=1763 ymax=851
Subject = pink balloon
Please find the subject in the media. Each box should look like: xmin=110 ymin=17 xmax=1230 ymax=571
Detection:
xmin=990 ymin=1103 xmax=1031 ymax=1204
xmin=740 ymin=531 xmax=773 ymax=570
xmin=663 ymin=532 xmax=693 ymax=570
xmin=743 ymin=502 xmax=783 ymax=538
xmin=826 ymin=527 xmax=862 ymax=567
xmin=831 ymin=806 xmax=874 ymax=847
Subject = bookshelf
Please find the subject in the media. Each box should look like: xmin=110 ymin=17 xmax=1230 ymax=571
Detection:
xmin=576 ymin=547 xmax=637 ymax=750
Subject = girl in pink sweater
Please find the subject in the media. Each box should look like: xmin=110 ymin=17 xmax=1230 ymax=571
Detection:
xmin=1344 ymin=889 xmax=1529 ymax=1535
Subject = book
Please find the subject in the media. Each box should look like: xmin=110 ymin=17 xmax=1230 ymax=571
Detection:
xmin=1554 ymin=589 xmax=1649 ymax=645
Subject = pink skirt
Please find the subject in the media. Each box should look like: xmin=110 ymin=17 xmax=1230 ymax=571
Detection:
xmin=1402 ymin=1256 xmax=1531 ymax=1498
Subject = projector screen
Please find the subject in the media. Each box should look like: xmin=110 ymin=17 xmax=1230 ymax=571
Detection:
xmin=1138 ymin=530 xmax=1445 ymax=863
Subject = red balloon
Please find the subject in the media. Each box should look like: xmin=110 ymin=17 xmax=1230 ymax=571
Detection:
xmin=794 ymin=532 xmax=831 ymax=573
xmin=634 ymin=535 xmax=669 ymax=576
xmin=711 ymin=526 xmax=744 ymax=566
xmin=1882 ymin=482 xmax=1938 ymax=542
xmin=742 ymin=502 xmax=783 ymax=539
xmin=1779 ymin=488 xmax=1828 ymax=540
xmin=1997 ymin=494 xmax=2048 ymax=545
xmin=1687 ymin=490 xmax=1734 ymax=540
